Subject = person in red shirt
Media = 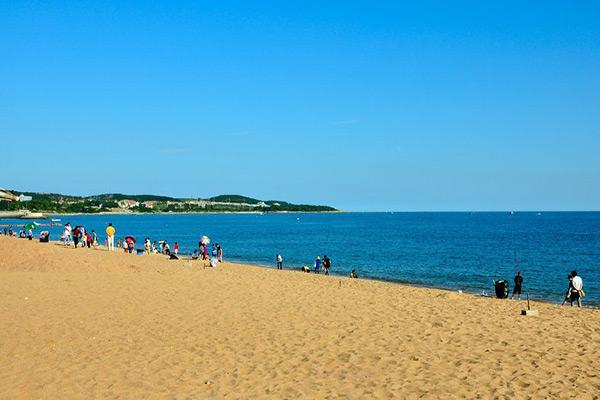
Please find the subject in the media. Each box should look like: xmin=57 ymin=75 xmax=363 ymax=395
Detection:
xmin=174 ymin=242 xmax=179 ymax=255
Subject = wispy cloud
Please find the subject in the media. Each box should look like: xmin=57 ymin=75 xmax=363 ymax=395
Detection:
xmin=332 ymin=119 xmax=358 ymax=126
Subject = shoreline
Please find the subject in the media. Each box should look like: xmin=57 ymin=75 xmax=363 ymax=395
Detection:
xmin=39 ymin=238 xmax=600 ymax=310
xmin=38 ymin=210 xmax=344 ymax=216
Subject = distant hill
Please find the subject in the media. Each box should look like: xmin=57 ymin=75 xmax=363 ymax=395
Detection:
xmin=208 ymin=195 xmax=261 ymax=204
xmin=0 ymin=190 xmax=338 ymax=214
xmin=89 ymin=193 xmax=176 ymax=202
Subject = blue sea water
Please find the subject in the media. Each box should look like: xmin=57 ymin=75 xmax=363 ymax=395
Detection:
xmin=3 ymin=212 xmax=599 ymax=306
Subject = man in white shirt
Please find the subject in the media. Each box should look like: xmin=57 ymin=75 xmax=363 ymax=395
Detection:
xmin=571 ymin=270 xmax=584 ymax=307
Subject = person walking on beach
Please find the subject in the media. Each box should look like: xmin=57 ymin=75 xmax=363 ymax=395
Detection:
xmin=91 ymin=230 xmax=98 ymax=247
xmin=62 ymin=223 xmax=72 ymax=246
xmin=174 ymin=242 xmax=179 ymax=256
xmin=323 ymin=255 xmax=331 ymax=275
xmin=314 ymin=256 xmax=322 ymax=274
xmin=106 ymin=223 xmax=116 ymax=251
xmin=511 ymin=271 xmax=523 ymax=300
xmin=561 ymin=274 xmax=574 ymax=306
xmin=570 ymin=270 xmax=584 ymax=307
xmin=276 ymin=254 xmax=283 ymax=269
xmin=73 ymin=226 xmax=80 ymax=248
xmin=80 ymin=226 xmax=87 ymax=248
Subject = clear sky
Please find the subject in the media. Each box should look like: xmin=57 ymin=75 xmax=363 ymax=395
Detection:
xmin=1 ymin=1 xmax=599 ymax=211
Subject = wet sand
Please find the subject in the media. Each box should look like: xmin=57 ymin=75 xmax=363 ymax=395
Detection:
xmin=1 ymin=235 xmax=598 ymax=399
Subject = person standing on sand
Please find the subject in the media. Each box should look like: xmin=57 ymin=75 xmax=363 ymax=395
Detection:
xmin=314 ymin=256 xmax=322 ymax=274
xmin=106 ymin=223 xmax=115 ymax=251
xmin=511 ymin=271 xmax=523 ymax=300
xmin=80 ymin=226 xmax=87 ymax=248
xmin=216 ymin=244 xmax=223 ymax=262
xmin=323 ymin=255 xmax=331 ymax=275
xmin=570 ymin=270 xmax=584 ymax=307
xmin=62 ymin=223 xmax=71 ymax=246
xmin=276 ymin=254 xmax=283 ymax=269
xmin=561 ymin=274 xmax=574 ymax=306
xmin=174 ymin=242 xmax=179 ymax=255
xmin=91 ymin=230 xmax=98 ymax=247
xmin=73 ymin=226 xmax=80 ymax=248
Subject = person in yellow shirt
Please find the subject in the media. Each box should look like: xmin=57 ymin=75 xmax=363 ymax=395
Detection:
xmin=106 ymin=223 xmax=116 ymax=251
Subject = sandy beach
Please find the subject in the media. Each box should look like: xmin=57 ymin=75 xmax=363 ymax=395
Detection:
xmin=1 ymin=236 xmax=598 ymax=399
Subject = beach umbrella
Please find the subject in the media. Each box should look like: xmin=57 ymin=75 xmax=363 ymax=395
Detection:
xmin=23 ymin=222 xmax=40 ymax=230
xmin=200 ymin=235 xmax=210 ymax=245
xmin=125 ymin=235 xmax=136 ymax=244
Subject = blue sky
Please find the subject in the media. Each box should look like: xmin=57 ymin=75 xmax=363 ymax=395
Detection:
xmin=1 ymin=1 xmax=599 ymax=211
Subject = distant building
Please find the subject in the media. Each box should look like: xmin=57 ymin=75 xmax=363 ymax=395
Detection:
xmin=117 ymin=199 xmax=140 ymax=209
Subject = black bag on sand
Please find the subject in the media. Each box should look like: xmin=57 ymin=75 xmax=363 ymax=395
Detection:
xmin=494 ymin=280 xmax=509 ymax=299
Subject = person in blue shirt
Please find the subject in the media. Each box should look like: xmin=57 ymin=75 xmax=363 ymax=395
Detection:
xmin=314 ymin=256 xmax=322 ymax=274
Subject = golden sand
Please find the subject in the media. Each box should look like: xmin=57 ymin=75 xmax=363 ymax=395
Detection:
xmin=1 ymin=236 xmax=599 ymax=399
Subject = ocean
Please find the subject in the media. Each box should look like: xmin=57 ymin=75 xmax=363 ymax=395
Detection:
xmin=3 ymin=212 xmax=599 ymax=306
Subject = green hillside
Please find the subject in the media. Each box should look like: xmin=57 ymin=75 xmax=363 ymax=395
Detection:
xmin=0 ymin=190 xmax=338 ymax=214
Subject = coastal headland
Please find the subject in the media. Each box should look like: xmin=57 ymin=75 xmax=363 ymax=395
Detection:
xmin=1 ymin=236 xmax=598 ymax=398
xmin=0 ymin=191 xmax=338 ymax=215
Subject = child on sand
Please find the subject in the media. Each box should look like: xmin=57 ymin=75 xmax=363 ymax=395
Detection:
xmin=350 ymin=270 xmax=358 ymax=278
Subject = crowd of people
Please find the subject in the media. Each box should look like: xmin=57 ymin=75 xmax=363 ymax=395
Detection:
xmin=60 ymin=223 xmax=98 ymax=248
xmin=3 ymin=222 xmax=589 ymax=305
xmin=2 ymin=226 xmax=33 ymax=240
xmin=275 ymin=253 xmax=358 ymax=278
xmin=56 ymin=222 xmax=225 ymax=266
xmin=3 ymin=225 xmax=45 ymax=240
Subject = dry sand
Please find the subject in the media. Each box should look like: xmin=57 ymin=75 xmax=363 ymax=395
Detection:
xmin=1 ymin=236 xmax=599 ymax=399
